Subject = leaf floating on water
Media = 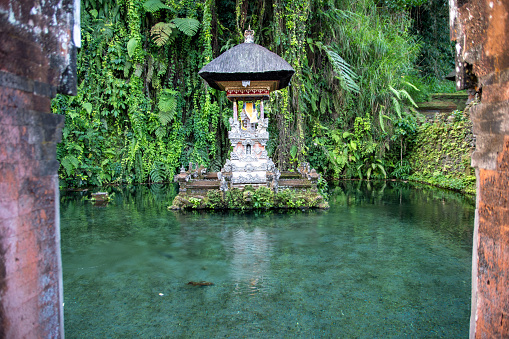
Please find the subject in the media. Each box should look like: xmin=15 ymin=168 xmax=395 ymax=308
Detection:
xmin=187 ymin=281 xmax=214 ymax=286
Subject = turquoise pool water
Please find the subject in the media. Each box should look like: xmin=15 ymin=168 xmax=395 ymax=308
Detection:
xmin=60 ymin=181 xmax=474 ymax=338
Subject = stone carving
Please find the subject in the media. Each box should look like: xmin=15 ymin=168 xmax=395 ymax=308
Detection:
xmin=232 ymin=174 xmax=267 ymax=184
xmin=222 ymin=159 xmax=233 ymax=172
xmin=220 ymin=177 xmax=228 ymax=191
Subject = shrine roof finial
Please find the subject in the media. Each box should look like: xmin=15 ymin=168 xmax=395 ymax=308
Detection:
xmin=244 ymin=26 xmax=254 ymax=43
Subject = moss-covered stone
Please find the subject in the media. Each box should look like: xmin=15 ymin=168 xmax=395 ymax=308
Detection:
xmin=408 ymin=110 xmax=476 ymax=195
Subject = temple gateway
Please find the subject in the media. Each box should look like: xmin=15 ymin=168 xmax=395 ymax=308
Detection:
xmin=172 ymin=29 xmax=325 ymax=209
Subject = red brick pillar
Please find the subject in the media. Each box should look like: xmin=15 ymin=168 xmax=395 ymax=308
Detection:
xmin=450 ymin=0 xmax=509 ymax=337
xmin=0 ymin=1 xmax=77 ymax=337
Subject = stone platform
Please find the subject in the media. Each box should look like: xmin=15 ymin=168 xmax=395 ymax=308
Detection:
xmin=171 ymin=163 xmax=328 ymax=210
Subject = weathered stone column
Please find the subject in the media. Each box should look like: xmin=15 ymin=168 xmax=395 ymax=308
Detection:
xmin=450 ymin=0 xmax=509 ymax=337
xmin=0 ymin=0 xmax=77 ymax=337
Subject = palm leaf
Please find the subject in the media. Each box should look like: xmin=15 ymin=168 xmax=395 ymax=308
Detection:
xmin=143 ymin=0 xmax=170 ymax=13
xmin=171 ymin=17 xmax=200 ymax=36
xmin=377 ymin=163 xmax=387 ymax=178
xmin=158 ymin=110 xmax=173 ymax=126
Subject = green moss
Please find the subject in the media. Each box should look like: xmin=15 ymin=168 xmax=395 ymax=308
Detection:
xmin=407 ymin=111 xmax=475 ymax=195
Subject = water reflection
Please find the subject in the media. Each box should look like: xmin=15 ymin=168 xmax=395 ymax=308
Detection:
xmin=229 ymin=228 xmax=271 ymax=295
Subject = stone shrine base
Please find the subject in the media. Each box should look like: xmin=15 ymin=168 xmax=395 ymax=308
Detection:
xmin=170 ymin=164 xmax=328 ymax=210
xmin=169 ymin=185 xmax=328 ymax=210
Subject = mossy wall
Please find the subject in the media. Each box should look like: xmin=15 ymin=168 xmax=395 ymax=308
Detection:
xmin=408 ymin=110 xmax=476 ymax=194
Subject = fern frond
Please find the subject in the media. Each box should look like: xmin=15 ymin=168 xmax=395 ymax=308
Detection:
xmin=402 ymin=80 xmax=419 ymax=91
xmin=134 ymin=63 xmax=143 ymax=77
xmin=158 ymin=89 xmax=178 ymax=125
xmin=155 ymin=126 xmax=166 ymax=139
xmin=324 ymin=47 xmax=359 ymax=94
xmin=391 ymin=96 xmax=402 ymax=119
xmin=388 ymin=85 xmax=400 ymax=100
xmin=124 ymin=61 xmax=132 ymax=78
xmin=320 ymin=95 xmax=328 ymax=115
xmin=149 ymin=162 xmax=164 ymax=183
xmin=158 ymin=110 xmax=173 ymax=125
xmin=143 ymin=0 xmax=169 ymax=13
xmin=151 ymin=22 xmax=175 ymax=47
xmin=61 ymin=155 xmax=79 ymax=176
xmin=400 ymin=89 xmax=418 ymax=107
xmin=146 ymin=56 xmax=154 ymax=84
xmin=171 ymin=17 xmax=200 ymax=36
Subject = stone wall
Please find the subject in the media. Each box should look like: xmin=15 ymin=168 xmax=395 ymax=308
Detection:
xmin=0 ymin=0 xmax=77 ymax=337
xmin=450 ymin=0 xmax=509 ymax=337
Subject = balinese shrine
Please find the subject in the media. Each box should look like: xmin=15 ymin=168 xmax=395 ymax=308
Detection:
xmin=171 ymin=29 xmax=326 ymax=209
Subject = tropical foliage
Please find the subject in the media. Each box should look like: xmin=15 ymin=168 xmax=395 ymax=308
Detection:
xmin=52 ymin=0 xmax=454 ymax=187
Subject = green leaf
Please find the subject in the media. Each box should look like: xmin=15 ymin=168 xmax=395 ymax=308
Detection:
xmin=127 ymin=38 xmax=138 ymax=58
xmin=171 ymin=18 xmax=200 ymax=36
xmin=379 ymin=109 xmax=386 ymax=133
xmin=377 ymin=163 xmax=387 ymax=178
xmin=290 ymin=145 xmax=298 ymax=159
xmin=83 ymin=102 xmax=92 ymax=114
xmin=143 ymin=0 xmax=170 ymax=13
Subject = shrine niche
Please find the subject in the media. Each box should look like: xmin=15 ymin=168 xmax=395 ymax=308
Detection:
xmin=172 ymin=28 xmax=325 ymax=209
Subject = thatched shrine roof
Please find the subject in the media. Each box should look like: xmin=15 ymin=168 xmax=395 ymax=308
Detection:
xmin=198 ymin=42 xmax=295 ymax=91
